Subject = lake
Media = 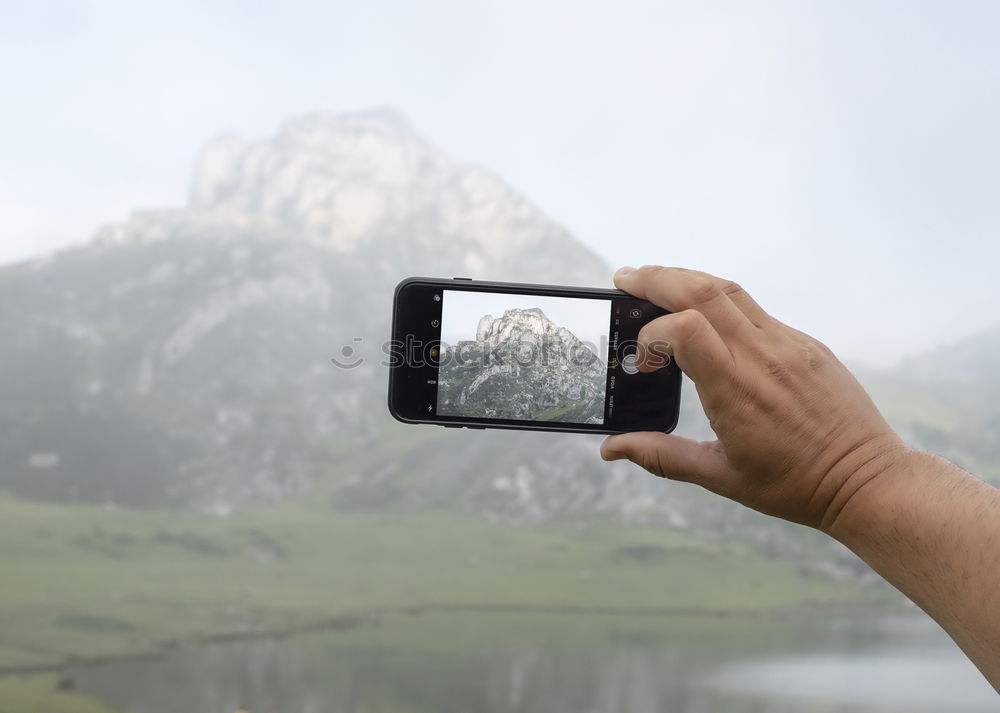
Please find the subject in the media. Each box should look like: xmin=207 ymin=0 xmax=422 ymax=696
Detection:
xmin=69 ymin=609 xmax=996 ymax=713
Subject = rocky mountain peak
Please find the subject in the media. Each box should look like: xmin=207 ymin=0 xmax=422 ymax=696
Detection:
xmin=471 ymin=308 xmax=600 ymax=373
xmin=475 ymin=309 xmax=555 ymax=344
xmin=498 ymin=308 xmax=551 ymax=337
xmin=95 ymin=110 xmax=608 ymax=286
xmin=190 ymin=109 xmax=445 ymax=227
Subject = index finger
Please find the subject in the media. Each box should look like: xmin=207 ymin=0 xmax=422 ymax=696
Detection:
xmin=615 ymin=266 xmax=773 ymax=329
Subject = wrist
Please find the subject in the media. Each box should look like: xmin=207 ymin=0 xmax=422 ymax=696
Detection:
xmin=818 ymin=434 xmax=915 ymax=541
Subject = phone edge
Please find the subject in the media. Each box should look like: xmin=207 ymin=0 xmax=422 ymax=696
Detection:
xmin=386 ymin=276 xmax=681 ymax=435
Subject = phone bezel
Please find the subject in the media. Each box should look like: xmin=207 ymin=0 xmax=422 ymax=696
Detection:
xmin=387 ymin=277 xmax=681 ymax=435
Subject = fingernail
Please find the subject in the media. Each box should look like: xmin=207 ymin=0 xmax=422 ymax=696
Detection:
xmin=615 ymin=266 xmax=635 ymax=277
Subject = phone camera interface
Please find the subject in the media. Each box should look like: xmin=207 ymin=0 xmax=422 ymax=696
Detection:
xmin=436 ymin=290 xmax=610 ymax=425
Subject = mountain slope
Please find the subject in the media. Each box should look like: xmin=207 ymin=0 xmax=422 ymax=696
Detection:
xmin=0 ymin=110 xmax=730 ymax=529
xmin=861 ymin=325 xmax=1000 ymax=479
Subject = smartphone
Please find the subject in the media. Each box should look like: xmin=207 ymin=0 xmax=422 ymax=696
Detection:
xmin=386 ymin=277 xmax=682 ymax=435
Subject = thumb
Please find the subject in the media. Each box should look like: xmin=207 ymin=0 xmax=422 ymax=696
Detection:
xmin=601 ymin=432 xmax=731 ymax=488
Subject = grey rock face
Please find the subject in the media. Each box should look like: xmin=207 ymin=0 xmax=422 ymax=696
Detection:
xmin=439 ymin=308 xmax=606 ymax=424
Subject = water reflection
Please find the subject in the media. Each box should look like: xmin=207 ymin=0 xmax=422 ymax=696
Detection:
xmin=70 ymin=612 xmax=996 ymax=713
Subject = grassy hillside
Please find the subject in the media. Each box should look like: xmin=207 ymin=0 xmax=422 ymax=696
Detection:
xmin=0 ymin=491 xmax=894 ymax=711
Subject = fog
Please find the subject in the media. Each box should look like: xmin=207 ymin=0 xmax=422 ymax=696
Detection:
xmin=2 ymin=1 xmax=998 ymax=365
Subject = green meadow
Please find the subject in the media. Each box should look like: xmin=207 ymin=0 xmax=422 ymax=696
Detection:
xmin=0 ymin=492 xmax=895 ymax=711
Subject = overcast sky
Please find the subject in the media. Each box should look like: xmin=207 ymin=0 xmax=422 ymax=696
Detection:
xmin=1 ymin=0 xmax=998 ymax=365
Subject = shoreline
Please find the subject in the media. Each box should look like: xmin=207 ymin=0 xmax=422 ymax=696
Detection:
xmin=0 ymin=597 xmax=912 ymax=678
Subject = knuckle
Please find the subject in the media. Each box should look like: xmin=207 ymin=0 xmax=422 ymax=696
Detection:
xmin=755 ymin=337 xmax=831 ymax=382
xmin=641 ymin=265 xmax=667 ymax=290
xmin=685 ymin=276 xmax=721 ymax=306
xmin=721 ymin=280 xmax=745 ymax=299
xmin=644 ymin=450 xmax=670 ymax=479
xmin=810 ymin=337 xmax=837 ymax=361
xmin=760 ymin=350 xmax=792 ymax=381
xmin=797 ymin=340 xmax=823 ymax=371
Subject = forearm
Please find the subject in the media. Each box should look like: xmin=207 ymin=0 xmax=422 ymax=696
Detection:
xmin=826 ymin=449 xmax=1000 ymax=691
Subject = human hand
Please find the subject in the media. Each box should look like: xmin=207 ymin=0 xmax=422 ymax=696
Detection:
xmin=601 ymin=265 xmax=909 ymax=532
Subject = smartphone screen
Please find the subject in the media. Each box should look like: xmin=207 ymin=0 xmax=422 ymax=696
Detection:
xmin=388 ymin=278 xmax=681 ymax=434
